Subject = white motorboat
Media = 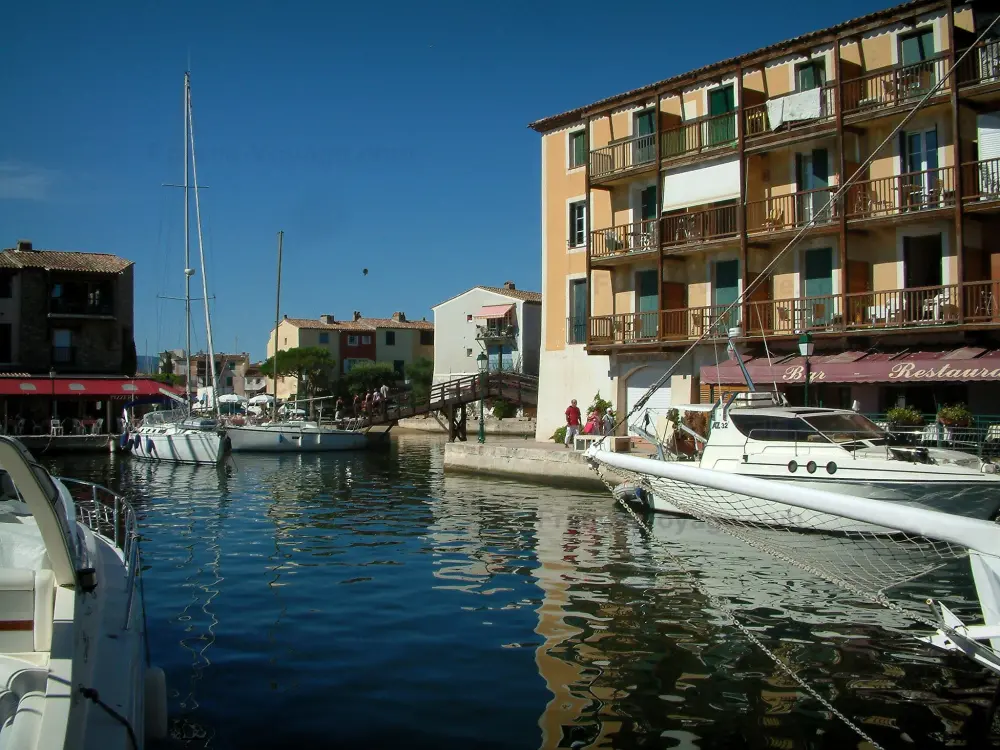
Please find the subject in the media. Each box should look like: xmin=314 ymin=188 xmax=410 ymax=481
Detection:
xmin=0 ymin=435 xmax=167 ymax=748
xmin=129 ymin=72 xmax=226 ymax=466
xmin=622 ymin=392 xmax=1000 ymax=530
xmin=227 ymin=420 xmax=368 ymax=453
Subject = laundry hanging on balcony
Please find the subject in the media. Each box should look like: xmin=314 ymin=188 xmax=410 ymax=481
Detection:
xmin=766 ymin=88 xmax=823 ymax=130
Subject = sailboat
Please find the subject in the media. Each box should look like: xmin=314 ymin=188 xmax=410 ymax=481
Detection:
xmin=129 ymin=72 xmax=226 ymax=465
xmin=226 ymin=232 xmax=368 ymax=453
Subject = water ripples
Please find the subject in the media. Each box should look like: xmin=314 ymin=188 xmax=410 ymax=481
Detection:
xmin=41 ymin=432 xmax=999 ymax=749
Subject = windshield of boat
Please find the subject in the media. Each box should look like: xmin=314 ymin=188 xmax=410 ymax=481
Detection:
xmin=803 ymin=412 xmax=887 ymax=444
xmin=730 ymin=413 xmax=824 ymax=442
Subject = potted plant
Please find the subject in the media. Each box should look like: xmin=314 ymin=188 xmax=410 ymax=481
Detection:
xmin=885 ymin=405 xmax=924 ymax=427
xmin=937 ymin=404 xmax=972 ymax=428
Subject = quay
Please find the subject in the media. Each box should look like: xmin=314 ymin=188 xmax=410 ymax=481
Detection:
xmin=397 ymin=414 xmax=535 ymax=436
xmin=443 ymin=438 xmax=625 ymax=490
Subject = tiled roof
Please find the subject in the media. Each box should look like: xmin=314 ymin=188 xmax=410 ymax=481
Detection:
xmin=528 ymin=0 xmax=929 ymax=132
xmin=283 ymin=316 xmax=434 ymax=331
xmin=0 ymin=248 xmax=133 ymax=274
xmin=477 ymin=285 xmax=541 ymax=303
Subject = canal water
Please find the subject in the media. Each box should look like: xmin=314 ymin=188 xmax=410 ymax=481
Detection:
xmin=42 ymin=433 xmax=999 ymax=749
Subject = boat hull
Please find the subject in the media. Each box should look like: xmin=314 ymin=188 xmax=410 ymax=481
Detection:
xmin=227 ymin=425 xmax=368 ymax=453
xmin=129 ymin=429 xmax=225 ymax=465
xmin=639 ymin=475 xmax=1000 ymax=531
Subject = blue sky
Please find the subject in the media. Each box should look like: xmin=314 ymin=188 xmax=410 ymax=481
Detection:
xmin=0 ymin=0 xmax=886 ymax=361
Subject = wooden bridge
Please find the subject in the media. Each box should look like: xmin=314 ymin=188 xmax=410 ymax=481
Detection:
xmin=369 ymin=372 xmax=538 ymax=441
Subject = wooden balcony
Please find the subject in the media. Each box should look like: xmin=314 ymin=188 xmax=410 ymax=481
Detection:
xmin=845 ymin=165 xmax=955 ymax=221
xmin=660 ymin=204 xmax=738 ymax=250
xmin=841 ymin=56 xmax=949 ymax=118
xmin=588 ymin=281 xmax=1000 ymax=349
xmin=961 ymin=157 xmax=1000 ymax=208
xmin=589 ymin=220 xmax=658 ymax=264
xmin=956 ymin=39 xmax=1000 ymax=90
xmin=589 ymin=134 xmax=657 ymax=183
xmin=744 ymin=85 xmax=836 ymax=139
xmin=746 ymin=187 xmax=839 ymax=235
xmin=660 ymin=112 xmax=737 ymax=161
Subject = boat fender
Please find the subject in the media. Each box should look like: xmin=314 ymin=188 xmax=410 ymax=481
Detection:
xmin=119 ymin=432 xmax=130 ymax=449
xmin=144 ymin=665 xmax=168 ymax=741
xmin=133 ymin=435 xmax=142 ymax=450
xmin=146 ymin=438 xmax=155 ymax=455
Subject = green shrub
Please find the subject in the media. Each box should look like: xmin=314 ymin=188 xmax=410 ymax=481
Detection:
xmin=937 ymin=403 xmax=972 ymax=427
xmin=551 ymin=426 xmax=567 ymax=444
xmin=491 ymin=399 xmax=517 ymax=420
xmin=886 ymin=405 xmax=924 ymax=426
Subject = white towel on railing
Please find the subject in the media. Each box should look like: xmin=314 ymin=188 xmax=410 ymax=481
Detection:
xmin=766 ymin=88 xmax=823 ymax=130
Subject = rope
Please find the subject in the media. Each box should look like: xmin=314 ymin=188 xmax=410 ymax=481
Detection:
xmin=596 ymin=14 xmax=1000 ymax=445
xmin=753 ymin=302 xmax=779 ymax=394
xmin=79 ymin=685 xmax=140 ymax=750
xmin=597 ymin=467 xmax=887 ymax=748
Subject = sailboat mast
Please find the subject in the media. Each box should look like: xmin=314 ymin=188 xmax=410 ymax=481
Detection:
xmin=273 ymin=230 xmax=283 ymax=421
xmin=186 ymin=75 xmax=220 ymax=419
xmin=183 ymin=72 xmax=192 ymax=407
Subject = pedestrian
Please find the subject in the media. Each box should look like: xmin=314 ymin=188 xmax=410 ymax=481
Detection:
xmin=564 ymin=399 xmax=582 ymax=448
xmin=335 ymin=396 xmax=344 ymax=421
xmin=372 ymin=389 xmax=382 ymax=418
xmin=602 ymin=407 xmax=615 ymax=436
xmin=380 ymin=382 xmax=389 ymax=402
xmin=352 ymin=393 xmax=360 ymax=417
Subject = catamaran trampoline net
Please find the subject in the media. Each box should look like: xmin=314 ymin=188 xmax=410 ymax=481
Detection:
xmin=594 ymin=461 xmax=971 ymax=604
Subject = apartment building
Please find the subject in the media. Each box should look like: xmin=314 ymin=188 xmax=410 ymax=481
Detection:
xmin=267 ymin=311 xmax=434 ymax=400
xmin=186 ymin=352 xmax=252 ymax=395
xmin=0 ymin=240 xmax=135 ymax=374
xmin=530 ymin=0 xmax=1000 ymax=438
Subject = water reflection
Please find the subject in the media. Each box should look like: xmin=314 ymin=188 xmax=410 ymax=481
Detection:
xmin=37 ymin=439 xmax=998 ymax=749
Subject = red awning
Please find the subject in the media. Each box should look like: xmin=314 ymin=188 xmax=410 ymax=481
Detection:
xmin=701 ymin=348 xmax=1000 ymax=385
xmin=0 ymin=378 xmax=183 ymax=399
xmin=474 ymin=304 xmax=513 ymax=319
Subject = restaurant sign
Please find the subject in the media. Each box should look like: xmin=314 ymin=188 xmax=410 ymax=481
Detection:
xmin=704 ymin=356 xmax=1000 ymax=385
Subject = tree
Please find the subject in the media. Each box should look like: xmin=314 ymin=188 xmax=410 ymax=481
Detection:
xmin=405 ymin=356 xmax=433 ymax=402
xmin=159 ymin=351 xmax=175 ymax=375
xmin=261 ymin=347 xmax=337 ymax=405
xmin=343 ymin=361 xmax=397 ymax=395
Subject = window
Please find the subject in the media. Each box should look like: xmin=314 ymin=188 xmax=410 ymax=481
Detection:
xmin=420 ymin=330 xmax=434 ymax=345
xmin=347 ymin=335 xmax=359 ymax=346
xmin=568 ymin=201 xmax=586 ymax=247
xmin=466 ymin=348 xmax=473 ymax=357
xmin=393 ymin=360 xmax=405 ymax=375
xmin=52 ymin=329 xmax=73 ymax=364
xmin=362 ymin=335 xmax=372 ymax=345
xmin=385 ymin=331 xmax=396 ymax=346
xmin=568 ymin=279 xmax=587 ymax=344
xmin=466 ymin=314 xmax=473 ymax=322
xmin=0 ymin=273 xmax=12 ymax=299
xmin=0 ymin=324 xmax=11 ymax=362
xmin=319 ymin=332 xmax=329 ymax=344
xmin=569 ymin=130 xmax=586 ymax=169
xmin=795 ymin=60 xmax=826 ymax=91
xmin=227 ymin=361 xmax=235 ymax=370
xmin=226 ymin=376 xmax=233 ymax=387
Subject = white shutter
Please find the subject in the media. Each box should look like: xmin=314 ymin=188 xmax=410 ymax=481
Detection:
xmin=626 ymin=365 xmax=673 ymax=431
xmin=662 ymin=156 xmax=740 ymax=211
xmin=976 ymin=113 xmax=1000 ymax=197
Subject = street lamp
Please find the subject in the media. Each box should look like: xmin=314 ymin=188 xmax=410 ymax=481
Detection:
xmin=476 ymin=352 xmax=488 ymax=444
xmin=798 ymin=332 xmax=814 ymax=407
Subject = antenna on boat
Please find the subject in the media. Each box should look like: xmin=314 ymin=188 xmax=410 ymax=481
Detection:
xmin=273 ymin=231 xmax=283 ymax=422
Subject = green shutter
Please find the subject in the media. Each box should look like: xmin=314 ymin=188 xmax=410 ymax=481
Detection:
xmin=637 ymin=270 xmax=658 ymax=337
xmin=902 ymin=30 xmax=934 ymax=65
xmin=572 ymin=131 xmax=585 ymax=167
xmin=640 ymin=186 xmax=657 ymax=221
xmin=636 ymin=110 xmax=655 ymax=135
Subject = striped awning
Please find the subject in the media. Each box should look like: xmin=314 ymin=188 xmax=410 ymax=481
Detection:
xmin=474 ymin=304 xmax=513 ymax=319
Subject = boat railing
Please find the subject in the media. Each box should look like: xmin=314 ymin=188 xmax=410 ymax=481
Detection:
xmin=142 ymin=407 xmax=190 ymax=427
xmin=60 ymin=477 xmax=140 ymax=628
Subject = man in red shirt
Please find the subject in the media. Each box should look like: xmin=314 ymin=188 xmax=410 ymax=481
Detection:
xmin=564 ymin=399 xmax=582 ymax=447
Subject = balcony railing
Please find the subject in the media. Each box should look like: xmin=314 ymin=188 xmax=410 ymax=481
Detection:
xmin=476 ymin=324 xmax=517 ymax=341
xmin=744 ymin=84 xmax=836 ymax=138
xmin=957 ymin=39 xmax=1000 ymax=88
xmin=49 ymin=299 xmax=114 ymax=316
xmin=746 ymin=187 xmax=839 ymax=233
xmin=566 ymin=317 xmax=586 ymax=345
xmin=590 ymin=220 xmax=658 ymax=260
xmin=841 ymin=56 xmax=949 ymax=116
xmin=589 ymin=134 xmax=657 ymax=181
xmin=961 ymin=157 xmax=1000 ymax=203
xmin=52 ymin=346 xmax=76 ymax=365
xmin=660 ymin=112 xmax=737 ymax=160
xmin=846 ymin=165 xmax=955 ymax=219
xmin=660 ymin=204 xmax=738 ymax=248
xmin=589 ymin=282 xmax=1000 ymax=347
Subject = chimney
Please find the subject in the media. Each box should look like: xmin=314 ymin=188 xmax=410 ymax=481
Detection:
xmin=15 ymin=240 xmax=32 ymax=252
xmin=353 ymin=311 xmax=362 ymax=321
xmin=391 ymin=311 xmax=406 ymax=322
xmin=320 ymin=314 xmax=335 ymax=324
xmin=503 ymin=281 xmax=515 ymax=290
xmin=283 ymin=314 xmax=288 ymax=319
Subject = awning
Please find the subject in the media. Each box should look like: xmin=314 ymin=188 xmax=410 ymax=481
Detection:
xmin=474 ymin=304 xmax=513 ymax=319
xmin=0 ymin=377 xmax=184 ymax=399
xmin=701 ymin=348 xmax=1000 ymax=385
